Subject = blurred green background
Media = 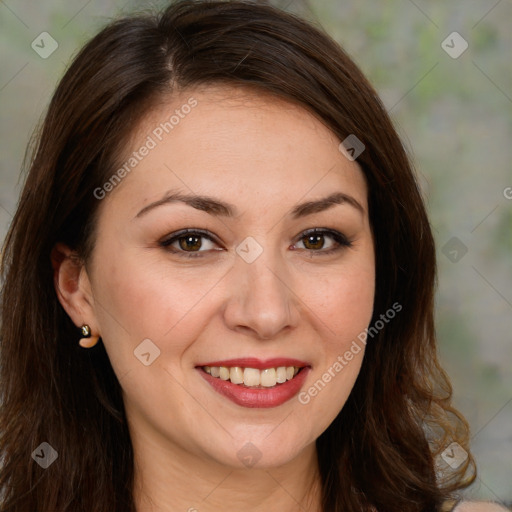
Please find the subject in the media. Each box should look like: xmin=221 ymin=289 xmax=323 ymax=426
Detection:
xmin=1 ymin=0 xmax=511 ymax=505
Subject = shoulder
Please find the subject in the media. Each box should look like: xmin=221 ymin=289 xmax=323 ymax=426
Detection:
xmin=454 ymin=502 xmax=510 ymax=511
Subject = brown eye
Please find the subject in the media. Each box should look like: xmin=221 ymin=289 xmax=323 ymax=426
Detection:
xmin=294 ymin=229 xmax=352 ymax=254
xmin=302 ymin=233 xmax=326 ymax=250
xmin=178 ymin=235 xmax=203 ymax=252
xmin=160 ymin=229 xmax=219 ymax=257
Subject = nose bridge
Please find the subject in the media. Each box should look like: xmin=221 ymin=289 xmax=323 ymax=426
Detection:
xmin=244 ymin=251 xmax=288 ymax=303
xmin=223 ymin=239 xmax=299 ymax=339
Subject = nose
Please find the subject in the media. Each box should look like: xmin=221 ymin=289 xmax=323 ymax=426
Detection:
xmin=222 ymin=248 xmax=300 ymax=340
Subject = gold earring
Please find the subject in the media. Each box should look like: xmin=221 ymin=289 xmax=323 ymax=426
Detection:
xmin=79 ymin=324 xmax=99 ymax=348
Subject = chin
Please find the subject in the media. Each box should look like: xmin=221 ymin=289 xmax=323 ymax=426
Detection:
xmin=206 ymin=429 xmax=315 ymax=470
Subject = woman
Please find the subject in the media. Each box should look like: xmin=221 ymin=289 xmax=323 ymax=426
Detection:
xmin=0 ymin=1 xmax=506 ymax=511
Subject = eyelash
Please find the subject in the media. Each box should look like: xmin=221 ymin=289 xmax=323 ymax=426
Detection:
xmin=159 ymin=228 xmax=353 ymax=259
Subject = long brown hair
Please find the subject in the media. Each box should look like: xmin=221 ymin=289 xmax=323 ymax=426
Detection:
xmin=0 ymin=1 xmax=475 ymax=510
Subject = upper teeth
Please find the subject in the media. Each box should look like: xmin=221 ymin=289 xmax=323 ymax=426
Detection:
xmin=203 ymin=366 xmax=300 ymax=387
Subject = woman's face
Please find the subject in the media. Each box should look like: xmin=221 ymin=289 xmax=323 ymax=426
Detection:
xmin=82 ymin=86 xmax=375 ymax=469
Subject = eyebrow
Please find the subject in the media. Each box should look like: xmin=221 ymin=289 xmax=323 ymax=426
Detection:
xmin=134 ymin=190 xmax=365 ymax=219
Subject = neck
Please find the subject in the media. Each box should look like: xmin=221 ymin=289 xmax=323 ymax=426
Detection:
xmin=132 ymin=427 xmax=322 ymax=512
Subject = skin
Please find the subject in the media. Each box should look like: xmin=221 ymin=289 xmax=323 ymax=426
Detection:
xmin=53 ymin=84 xmax=377 ymax=511
xmin=52 ymin=87 xmax=509 ymax=512
xmin=456 ymin=504 xmax=510 ymax=512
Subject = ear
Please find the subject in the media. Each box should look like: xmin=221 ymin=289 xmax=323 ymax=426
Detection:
xmin=51 ymin=242 xmax=100 ymax=336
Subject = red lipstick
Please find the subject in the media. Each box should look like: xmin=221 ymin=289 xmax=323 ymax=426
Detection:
xmin=196 ymin=357 xmax=310 ymax=408
xmin=196 ymin=357 xmax=309 ymax=370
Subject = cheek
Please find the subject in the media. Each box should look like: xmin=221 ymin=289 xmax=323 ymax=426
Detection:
xmin=90 ymin=244 xmax=226 ymax=366
xmin=292 ymin=255 xmax=374 ymax=427
xmin=301 ymin=259 xmax=375 ymax=341
xmin=318 ymin=283 xmax=373 ymax=337
xmin=297 ymin=353 xmax=364 ymax=439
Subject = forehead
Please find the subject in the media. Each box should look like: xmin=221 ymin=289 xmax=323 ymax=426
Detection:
xmin=103 ymin=85 xmax=368 ymax=217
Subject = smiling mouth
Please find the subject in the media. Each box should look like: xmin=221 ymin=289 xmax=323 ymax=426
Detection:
xmin=201 ymin=365 xmax=302 ymax=388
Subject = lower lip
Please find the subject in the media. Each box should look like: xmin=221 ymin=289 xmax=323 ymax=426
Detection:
xmin=198 ymin=367 xmax=310 ymax=408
